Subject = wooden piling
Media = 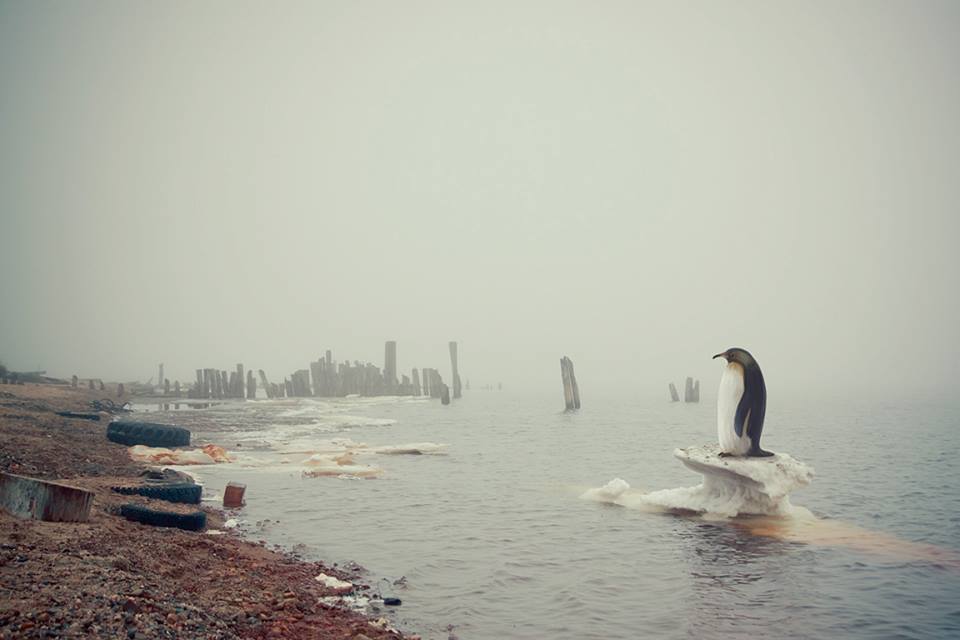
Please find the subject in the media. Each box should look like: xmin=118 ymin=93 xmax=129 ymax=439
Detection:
xmin=384 ymin=341 xmax=398 ymax=391
xmin=236 ymin=364 xmax=244 ymax=398
xmin=449 ymin=341 xmax=462 ymax=399
xmin=669 ymin=383 xmax=680 ymax=402
xmin=560 ymin=356 xmax=581 ymax=411
xmin=258 ymin=370 xmax=273 ymax=399
xmin=440 ymin=384 xmax=450 ymax=405
xmin=158 ymin=364 xmax=164 ymax=391
xmin=174 ymin=381 xmax=181 ymax=397
xmin=684 ymin=377 xmax=696 ymax=403
xmin=164 ymin=379 xmax=170 ymax=396
xmin=412 ymin=368 xmax=421 ymax=396
xmin=246 ymin=371 xmax=256 ymax=399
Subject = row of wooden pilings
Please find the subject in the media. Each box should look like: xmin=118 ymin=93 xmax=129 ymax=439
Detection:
xmin=172 ymin=341 xmax=464 ymax=405
xmin=668 ymin=377 xmax=700 ymax=403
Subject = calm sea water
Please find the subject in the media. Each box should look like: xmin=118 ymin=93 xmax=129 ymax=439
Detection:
xmin=138 ymin=390 xmax=960 ymax=639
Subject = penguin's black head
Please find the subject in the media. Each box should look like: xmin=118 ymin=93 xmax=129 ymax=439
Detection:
xmin=712 ymin=347 xmax=756 ymax=367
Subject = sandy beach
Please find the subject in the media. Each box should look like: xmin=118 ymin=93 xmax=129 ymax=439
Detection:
xmin=0 ymin=383 xmax=414 ymax=639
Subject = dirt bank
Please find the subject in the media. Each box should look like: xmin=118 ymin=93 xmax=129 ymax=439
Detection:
xmin=0 ymin=383 xmax=414 ymax=639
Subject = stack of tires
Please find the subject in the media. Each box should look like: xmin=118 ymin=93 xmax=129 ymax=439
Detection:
xmin=107 ymin=419 xmax=206 ymax=531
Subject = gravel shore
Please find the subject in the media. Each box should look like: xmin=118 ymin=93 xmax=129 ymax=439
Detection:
xmin=0 ymin=383 xmax=415 ymax=639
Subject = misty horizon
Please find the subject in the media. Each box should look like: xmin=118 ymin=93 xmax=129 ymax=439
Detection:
xmin=2 ymin=1 xmax=958 ymax=399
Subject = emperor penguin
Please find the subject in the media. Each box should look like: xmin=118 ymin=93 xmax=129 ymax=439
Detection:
xmin=712 ymin=347 xmax=773 ymax=457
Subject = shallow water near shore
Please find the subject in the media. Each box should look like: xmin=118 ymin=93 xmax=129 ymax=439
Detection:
xmin=136 ymin=391 xmax=960 ymax=639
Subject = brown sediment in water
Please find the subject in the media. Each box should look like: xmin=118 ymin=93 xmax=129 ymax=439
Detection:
xmin=0 ymin=383 xmax=415 ymax=639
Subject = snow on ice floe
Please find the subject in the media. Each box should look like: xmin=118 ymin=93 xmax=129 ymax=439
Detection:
xmin=583 ymin=443 xmax=814 ymax=519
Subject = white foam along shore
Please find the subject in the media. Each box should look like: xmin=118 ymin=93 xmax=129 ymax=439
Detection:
xmin=583 ymin=442 xmax=814 ymax=519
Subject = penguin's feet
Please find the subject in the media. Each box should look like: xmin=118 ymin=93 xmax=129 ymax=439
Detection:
xmin=748 ymin=449 xmax=775 ymax=457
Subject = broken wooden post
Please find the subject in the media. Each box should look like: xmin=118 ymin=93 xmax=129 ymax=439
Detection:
xmin=158 ymin=364 xmax=164 ymax=390
xmin=669 ymin=383 xmax=680 ymax=402
xmin=174 ymin=381 xmax=181 ymax=397
xmin=684 ymin=377 xmax=695 ymax=403
xmin=560 ymin=356 xmax=581 ymax=411
xmin=71 ymin=375 xmax=78 ymax=388
xmin=164 ymin=379 xmax=170 ymax=396
xmin=440 ymin=384 xmax=450 ymax=405
xmin=449 ymin=341 xmax=462 ymax=399
xmin=88 ymin=379 xmax=94 ymax=390
xmin=693 ymin=379 xmax=700 ymax=402
xmin=117 ymin=383 xmax=125 ymax=397
xmin=0 ymin=472 xmax=94 ymax=522
xmin=258 ymin=370 xmax=273 ymax=399
xmin=246 ymin=370 xmax=256 ymax=399
xmin=98 ymin=380 xmax=105 ymax=391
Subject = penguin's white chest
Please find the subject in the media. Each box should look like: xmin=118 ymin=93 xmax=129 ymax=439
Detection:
xmin=717 ymin=362 xmax=750 ymax=455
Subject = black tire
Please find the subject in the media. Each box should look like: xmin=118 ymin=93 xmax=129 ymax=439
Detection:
xmin=111 ymin=483 xmax=202 ymax=504
xmin=119 ymin=503 xmax=206 ymax=531
xmin=106 ymin=421 xmax=190 ymax=448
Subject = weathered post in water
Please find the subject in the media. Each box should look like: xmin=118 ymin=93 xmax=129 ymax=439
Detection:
xmin=440 ymin=384 xmax=450 ymax=405
xmin=449 ymin=341 xmax=462 ymax=399
xmin=71 ymin=375 xmax=78 ymax=388
xmin=158 ymin=364 xmax=164 ymax=391
xmin=692 ymin=379 xmax=700 ymax=402
xmin=684 ymin=377 xmax=694 ymax=402
xmin=669 ymin=383 xmax=680 ymax=402
xmin=174 ymin=381 xmax=181 ymax=397
xmin=246 ymin=371 xmax=256 ymax=399
xmin=164 ymin=379 xmax=170 ymax=396
xmin=384 ymin=341 xmax=398 ymax=392
xmin=560 ymin=356 xmax=581 ymax=411
xmin=235 ymin=364 xmax=244 ymax=398
xmin=258 ymin=370 xmax=272 ymax=399
xmin=412 ymin=368 xmax=421 ymax=396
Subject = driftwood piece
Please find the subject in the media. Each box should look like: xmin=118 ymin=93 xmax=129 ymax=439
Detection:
xmin=0 ymin=472 xmax=94 ymax=522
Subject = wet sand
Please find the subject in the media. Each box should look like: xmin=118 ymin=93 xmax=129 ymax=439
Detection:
xmin=0 ymin=383 xmax=415 ymax=639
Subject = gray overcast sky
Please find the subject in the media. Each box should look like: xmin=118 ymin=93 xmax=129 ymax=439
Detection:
xmin=1 ymin=1 xmax=958 ymax=398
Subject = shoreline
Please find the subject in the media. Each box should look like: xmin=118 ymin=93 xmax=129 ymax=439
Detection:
xmin=0 ymin=383 xmax=416 ymax=639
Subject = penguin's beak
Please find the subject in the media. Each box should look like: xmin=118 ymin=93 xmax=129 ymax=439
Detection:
xmin=712 ymin=352 xmax=726 ymax=360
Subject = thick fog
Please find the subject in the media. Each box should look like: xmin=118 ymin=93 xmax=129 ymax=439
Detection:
xmin=1 ymin=1 xmax=958 ymax=398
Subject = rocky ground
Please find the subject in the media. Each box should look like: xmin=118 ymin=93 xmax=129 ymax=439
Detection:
xmin=0 ymin=383 xmax=415 ymax=639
